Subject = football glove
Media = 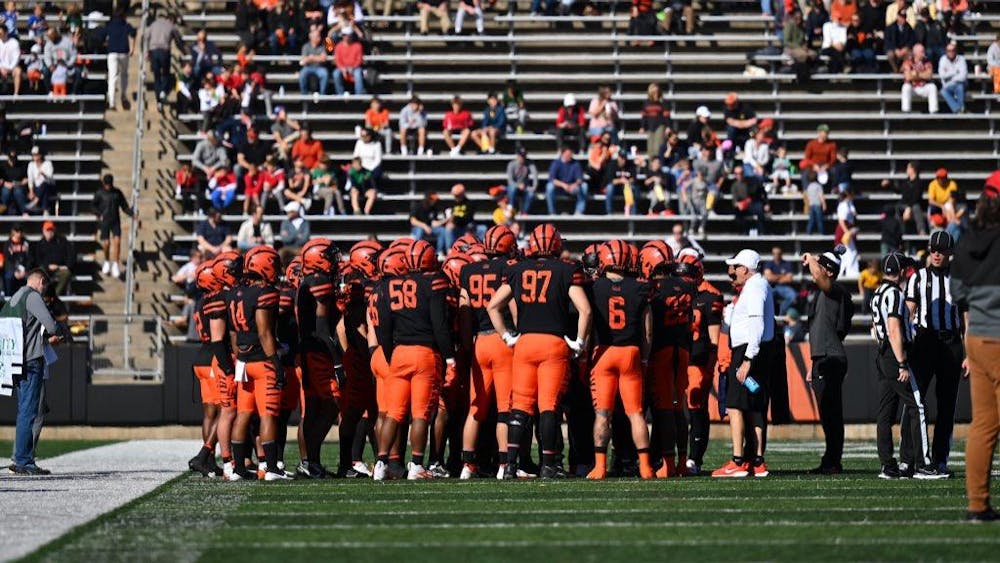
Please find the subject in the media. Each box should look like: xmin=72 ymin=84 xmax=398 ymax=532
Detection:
xmin=564 ymin=336 xmax=585 ymax=358
xmin=501 ymin=330 xmax=520 ymax=347
xmin=333 ymin=363 xmax=347 ymax=389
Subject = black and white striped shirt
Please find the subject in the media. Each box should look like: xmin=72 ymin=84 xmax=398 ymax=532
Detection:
xmin=905 ymin=266 xmax=961 ymax=333
xmin=871 ymin=281 xmax=912 ymax=347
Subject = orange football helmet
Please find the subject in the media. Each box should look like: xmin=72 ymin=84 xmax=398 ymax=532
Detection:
xmin=195 ymin=259 xmax=222 ymax=293
xmin=483 ymin=225 xmax=516 ymax=257
xmin=674 ymin=248 xmax=704 ymax=280
xmin=301 ymin=238 xmax=340 ymax=275
xmin=244 ymin=245 xmax=281 ymax=284
xmin=442 ymin=252 xmax=472 ymax=287
xmin=349 ymin=240 xmax=384 ymax=278
xmin=406 ymin=239 xmax=438 ymax=273
xmin=379 ymin=246 xmax=409 ymax=277
xmin=212 ymin=251 xmax=241 ymax=288
xmin=450 ymin=232 xmax=480 ymax=254
xmin=639 ymin=242 xmax=674 ymax=280
xmin=596 ymin=239 xmax=631 ymax=274
xmin=284 ymin=257 xmax=303 ymax=288
xmin=527 ymin=223 xmax=562 ymax=257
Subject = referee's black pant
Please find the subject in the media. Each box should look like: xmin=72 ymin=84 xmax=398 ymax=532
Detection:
xmin=900 ymin=330 xmax=963 ymax=467
xmin=875 ymin=346 xmax=931 ymax=468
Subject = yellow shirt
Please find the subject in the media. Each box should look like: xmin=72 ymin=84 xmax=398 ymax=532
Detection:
xmin=859 ymin=268 xmax=882 ymax=290
xmin=927 ymin=179 xmax=957 ymax=208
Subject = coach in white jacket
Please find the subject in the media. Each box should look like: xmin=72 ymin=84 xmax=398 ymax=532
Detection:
xmin=712 ymin=249 xmax=775 ymax=479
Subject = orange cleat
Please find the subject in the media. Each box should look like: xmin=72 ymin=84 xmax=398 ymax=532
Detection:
xmin=656 ymin=457 xmax=677 ymax=478
xmin=753 ymin=461 xmax=770 ymax=478
xmin=711 ymin=459 xmax=750 ymax=478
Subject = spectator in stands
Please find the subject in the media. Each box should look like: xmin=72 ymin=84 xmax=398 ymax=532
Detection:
xmin=884 ymin=9 xmax=914 ymax=72
xmin=24 ymin=41 xmax=44 ymax=95
xmin=502 ymin=80 xmax=528 ymax=135
xmin=198 ymin=211 xmax=237 ymax=263
xmin=914 ymin=8 xmax=945 ymax=66
xmin=835 ymin=189 xmax=860 ymax=276
xmin=311 ymin=153 xmax=343 ymax=216
xmin=845 ymin=12 xmax=877 ymax=73
xmin=643 ymin=156 xmax=674 ymax=215
xmin=410 ymin=192 xmax=449 ymax=254
xmin=660 ymin=0 xmax=695 ymax=35
xmin=555 ymin=93 xmax=586 ymax=154
xmin=587 ymin=85 xmax=619 ymax=144
xmin=831 ymin=0 xmax=857 ymax=25
xmin=724 ymin=93 xmax=757 ymax=149
xmin=299 ymin=29 xmax=329 ymax=95
xmin=243 ymin=162 xmax=266 ymax=215
xmin=191 ymin=28 xmax=222 ymax=83
xmin=927 ymin=167 xmax=957 ymax=229
xmin=346 ymin=156 xmax=376 ymax=215
xmin=763 ymin=246 xmax=798 ymax=315
xmin=2 ymin=224 xmax=28 ymax=296
xmin=685 ymin=105 xmax=713 ymax=153
xmin=901 ymin=43 xmax=938 ymax=114
xmin=945 ymin=187 xmax=969 ymax=243
xmin=353 ymin=127 xmax=383 ymax=187
xmin=26 ymin=146 xmax=53 ymax=215
xmin=454 ymin=0 xmax=485 ymax=35
xmin=94 ymin=174 xmax=133 ymax=279
xmin=629 ymin=0 xmax=657 ymax=45
xmin=1 ymin=149 xmax=27 ymax=215
xmin=442 ymin=95 xmax=474 ymax=156
xmin=604 ymin=149 xmax=637 ymax=215
xmin=820 ymin=11 xmax=849 ymax=73
xmin=472 ymin=92 xmax=505 ymax=154
xmin=742 ymin=127 xmax=770 ymax=179
xmin=506 ymin=147 xmax=538 ymax=214
xmin=804 ymin=170 xmax=826 ymax=234
xmin=192 ymin=131 xmax=229 ymax=199
xmin=266 ymin=0 xmax=300 ymax=55
xmin=660 ymin=130 xmax=688 ymax=168
xmin=938 ymin=42 xmax=967 ymax=114
xmin=418 ymin=0 xmax=450 ymax=35
xmin=235 ymin=126 xmax=269 ymax=192
xmin=784 ymin=9 xmax=816 ymax=82
xmin=0 ymin=27 xmax=21 ymax=96
xmin=398 ymin=96 xmax=428 ymax=156
xmin=208 ymin=167 xmax=238 ymax=211
xmin=989 ymin=34 xmax=1000 ymax=95
xmin=281 ymin=158 xmax=312 ymax=211
xmin=237 ymin=203 xmax=275 ymax=251
xmin=291 ymin=125 xmax=325 ymax=170
xmin=546 ymin=147 xmax=588 ymax=215
xmin=799 ymin=124 xmax=836 ymax=191
xmin=25 ymin=4 xmax=43 ymax=40
xmin=806 ymin=0 xmax=830 ymax=48
xmin=693 ymin=144 xmax=723 ymax=223
xmin=858 ymin=258 xmax=882 ymax=313
xmin=859 ymin=0 xmax=886 ymax=36
xmin=665 ymin=222 xmax=704 ymax=256
xmin=270 ymin=106 xmax=300 ymax=164
xmin=171 ymin=248 xmax=203 ymax=289
xmin=33 ymin=221 xmax=74 ymax=295
xmin=730 ymin=165 xmax=768 ymax=236
xmin=884 ymin=0 xmax=916 ymax=28
xmin=639 ymin=83 xmax=670 ymax=159
xmin=332 ymin=34 xmax=364 ymax=96
xmin=197 ymin=76 xmax=224 ymax=131
xmin=881 ymin=204 xmax=904 ymax=254
xmin=673 ymin=156 xmax=694 ymax=215
xmin=447 ymin=183 xmax=481 ymax=241
xmin=103 ymin=8 xmax=135 ymax=111
xmin=364 ymin=97 xmax=392 ymax=153
xmin=771 ymin=143 xmax=793 ymax=192
xmin=42 ymin=28 xmax=76 ymax=94
xmin=830 ymin=147 xmax=853 ymax=193
xmin=327 ymin=1 xmax=365 ymax=43
xmin=586 ymin=132 xmax=612 ymax=191
xmin=884 ymin=161 xmax=927 ymax=235
xmin=279 ymin=201 xmax=310 ymax=251
xmin=939 ymin=0 xmax=968 ymax=34
xmin=145 ymin=12 xmax=184 ymax=111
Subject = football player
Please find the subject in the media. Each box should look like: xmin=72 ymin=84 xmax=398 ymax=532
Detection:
xmin=275 ymin=257 xmax=303 ymax=477
xmin=374 ymin=239 xmax=454 ymax=480
xmin=457 ymin=225 xmax=519 ymax=479
xmin=643 ymin=240 xmax=696 ymax=477
xmin=295 ymin=238 xmax=344 ymax=478
xmin=337 ymin=240 xmax=384 ymax=478
xmin=228 ymin=246 xmax=292 ymax=481
xmin=675 ymin=249 xmax=723 ymax=475
xmin=188 ymin=259 xmax=224 ymax=477
xmin=209 ymin=251 xmax=241 ymax=481
xmin=487 ymin=223 xmax=592 ymax=479
xmin=586 ymin=240 xmax=654 ymax=480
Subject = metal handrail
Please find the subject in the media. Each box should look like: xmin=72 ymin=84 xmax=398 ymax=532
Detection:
xmin=123 ymin=0 xmax=151 ymax=317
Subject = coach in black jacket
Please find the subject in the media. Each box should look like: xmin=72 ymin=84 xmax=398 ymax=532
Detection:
xmin=951 ymin=181 xmax=1000 ymax=521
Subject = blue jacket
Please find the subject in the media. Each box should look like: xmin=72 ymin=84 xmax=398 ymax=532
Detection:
xmin=548 ymin=158 xmax=582 ymax=185
xmin=482 ymin=106 xmax=506 ymax=129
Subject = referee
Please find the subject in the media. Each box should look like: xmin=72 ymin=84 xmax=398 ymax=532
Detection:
xmin=869 ymin=253 xmax=945 ymax=480
xmin=711 ymin=249 xmax=774 ymax=479
xmin=901 ymin=232 xmax=963 ymax=477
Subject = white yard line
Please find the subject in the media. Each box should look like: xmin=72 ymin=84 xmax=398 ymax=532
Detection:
xmin=0 ymin=439 xmax=197 ymax=562
xmin=236 ymin=537 xmax=1000 ymax=549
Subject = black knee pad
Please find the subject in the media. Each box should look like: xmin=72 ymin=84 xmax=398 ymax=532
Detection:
xmin=498 ymin=412 xmax=511 ymax=424
xmin=509 ymin=410 xmax=530 ymax=428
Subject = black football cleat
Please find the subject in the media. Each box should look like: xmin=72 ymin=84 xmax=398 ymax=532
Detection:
xmin=540 ymin=464 xmax=568 ymax=479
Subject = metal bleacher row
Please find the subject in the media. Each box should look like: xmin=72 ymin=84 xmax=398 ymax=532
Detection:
xmin=0 ymin=1 xmax=115 ymax=314
xmin=168 ymin=0 xmax=1000 ymax=337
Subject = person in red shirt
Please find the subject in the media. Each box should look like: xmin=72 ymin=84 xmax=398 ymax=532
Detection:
xmin=443 ymin=95 xmax=474 ymax=156
xmin=332 ymin=34 xmax=365 ymax=96
xmin=291 ymin=125 xmax=325 ymax=170
xmin=242 ymin=162 xmax=265 ymax=215
xmin=799 ymin=123 xmax=837 ymax=191
xmin=555 ymin=94 xmax=587 ymax=154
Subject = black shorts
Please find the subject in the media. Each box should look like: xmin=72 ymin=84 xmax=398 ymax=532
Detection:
xmin=99 ymin=221 xmax=122 ymax=239
xmin=725 ymin=343 xmax=770 ymax=413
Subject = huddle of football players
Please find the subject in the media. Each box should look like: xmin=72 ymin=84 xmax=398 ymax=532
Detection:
xmin=185 ymin=222 xmax=728 ymax=481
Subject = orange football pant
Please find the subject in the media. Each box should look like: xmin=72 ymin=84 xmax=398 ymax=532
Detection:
xmin=686 ymin=363 xmax=713 ymax=410
xmin=511 ymin=333 xmax=569 ymax=415
xmin=236 ymin=360 xmax=281 ymax=417
xmin=215 ymin=356 xmax=238 ymax=410
xmin=193 ymin=364 xmax=221 ymax=405
xmin=371 ymin=345 xmax=391 ymax=413
xmin=385 ymin=344 xmax=442 ymax=423
xmin=470 ymin=332 xmax=514 ymax=420
xmin=590 ymin=345 xmax=644 ymax=415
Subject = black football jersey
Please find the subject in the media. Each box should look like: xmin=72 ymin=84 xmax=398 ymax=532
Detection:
xmin=229 ymin=283 xmax=280 ymax=362
xmin=296 ymin=272 xmax=339 ymax=354
xmin=367 ymin=277 xmax=394 ymax=353
xmin=505 ymin=257 xmax=585 ymax=337
xmin=343 ymin=274 xmax=372 ymax=353
xmin=276 ymin=281 xmax=299 ymax=365
xmin=649 ymin=275 xmax=697 ymax=351
xmin=459 ymin=257 xmax=514 ymax=333
xmin=591 ymin=276 xmax=649 ymax=347
xmin=690 ymin=280 xmax=724 ymax=363
xmin=387 ymin=271 xmax=453 ymax=358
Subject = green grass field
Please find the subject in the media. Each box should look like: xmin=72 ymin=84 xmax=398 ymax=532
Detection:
xmin=22 ymin=440 xmax=1000 ymax=563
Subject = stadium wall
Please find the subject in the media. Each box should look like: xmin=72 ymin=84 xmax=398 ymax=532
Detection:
xmin=0 ymin=343 xmax=971 ymax=425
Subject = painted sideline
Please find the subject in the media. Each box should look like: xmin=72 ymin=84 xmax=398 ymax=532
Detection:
xmin=0 ymin=439 xmax=197 ymax=562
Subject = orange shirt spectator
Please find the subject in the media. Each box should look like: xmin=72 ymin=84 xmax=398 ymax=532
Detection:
xmin=365 ymin=106 xmax=390 ymax=130
xmin=334 ymin=36 xmax=364 ymax=69
xmin=831 ymin=0 xmax=857 ymax=26
xmin=291 ymin=130 xmax=325 ymax=170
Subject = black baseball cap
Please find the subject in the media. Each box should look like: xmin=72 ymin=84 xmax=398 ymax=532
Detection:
xmin=881 ymin=252 xmax=908 ymax=276
xmin=929 ymin=231 xmax=953 ymax=254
